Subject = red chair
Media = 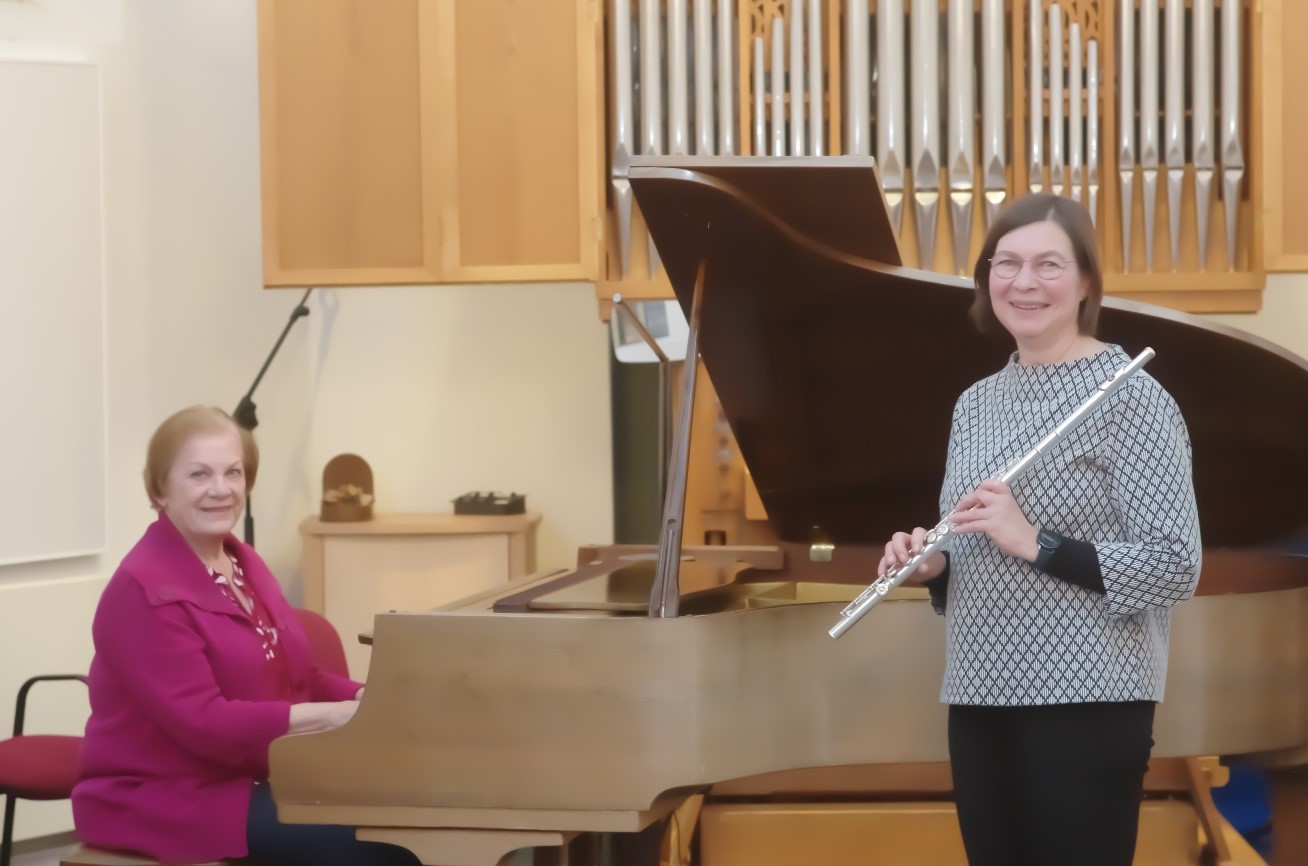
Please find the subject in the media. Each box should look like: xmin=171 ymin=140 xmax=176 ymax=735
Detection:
xmin=0 ymin=674 xmax=87 ymax=866
xmin=57 ymin=613 xmax=346 ymax=866
xmin=293 ymin=608 xmax=350 ymax=679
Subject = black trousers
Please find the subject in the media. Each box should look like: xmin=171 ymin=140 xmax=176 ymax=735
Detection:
xmin=246 ymin=781 xmax=421 ymax=866
xmin=948 ymin=701 xmax=1156 ymax=866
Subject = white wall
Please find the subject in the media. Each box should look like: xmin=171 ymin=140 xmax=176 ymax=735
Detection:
xmin=1205 ymin=274 xmax=1308 ymax=360
xmin=0 ymin=0 xmax=613 ymax=842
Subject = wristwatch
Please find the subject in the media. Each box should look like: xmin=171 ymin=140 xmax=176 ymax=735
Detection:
xmin=1033 ymin=528 xmax=1062 ymax=571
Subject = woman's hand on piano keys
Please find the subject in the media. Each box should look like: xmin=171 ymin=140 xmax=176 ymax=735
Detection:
xmin=288 ymin=700 xmax=361 ymax=736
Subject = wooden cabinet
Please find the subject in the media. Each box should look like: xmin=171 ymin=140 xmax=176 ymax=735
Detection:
xmin=299 ymin=511 xmax=540 ymax=677
xmin=257 ymin=0 xmax=603 ymax=287
xmin=1262 ymin=0 xmax=1308 ymax=272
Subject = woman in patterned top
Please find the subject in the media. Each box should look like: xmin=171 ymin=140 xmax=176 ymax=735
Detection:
xmin=878 ymin=194 xmax=1202 ymax=866
xmin=74 ymin=406 xmax=419 ymax=866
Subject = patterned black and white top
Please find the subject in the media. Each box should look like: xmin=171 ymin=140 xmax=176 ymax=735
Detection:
xmin=938 ymin=344 xmax=1202 ymax=706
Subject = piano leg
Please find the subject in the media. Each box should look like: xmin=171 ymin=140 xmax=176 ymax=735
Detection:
xmin=606 ymin=819 xmax=663 ymax=866
xmin=659 ymin=794 xmax=704 ymax=866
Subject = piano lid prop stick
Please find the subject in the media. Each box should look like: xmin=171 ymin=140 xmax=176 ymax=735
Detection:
xmin=770 ymin=16 xmax=785 ymax=155
xmin=1087 ymin=39 xmax=1101 ymax=224
xmin=910 ymin=0 xmax=941 ymax=268
xmin=693 ymin=0 xmax=715 ymax=154
xmin=609 ymin=0 xmax=635 ymax=278
xmin=981 ymin=0 xmax=1006 ymax=225
xmin=876 ymin=0 xmax=905 ymax=230
xmin=830 ymin=348 xmax=1158 ymax=639
xmin=1119 ymin=0 xmax=1136 ymax=267
xmin=947 ymin=0 xmax=976 ymax=275
xmin=649 ymin=262 xmax=707 ymax=619
xmin=668 ymin=0 xmax=689 ymax=158
xmin=639 ymin=0 xmax=664 ymax=276
xmin=808 ymin=0 xmax=823 ymax=155
xmin=1028 ymin=0 xmax=1044 ymax=193
xmin=1164 ymin=0 xmax=1185 ymax=269
xmin=717 ymin=0 xmax=736 ymax=154
xmin=1192 ymin=0 xmax=1215 ymax=269
xmin=1048 ymin=6 xmax=1064 ymax=197
xmin=1220 ymin=0 xmax=1243 ymax=270
xmin=1139 ymin=0 xmax=1160 ymax=271
xmin=846 ymin=0 xmax=870 ymax=156
xmin=790 ymin=0 xmax=806 ymax=155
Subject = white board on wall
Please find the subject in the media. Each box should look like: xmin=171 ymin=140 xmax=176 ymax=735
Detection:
xmin=0 ymin=60 xmax=106 ymax=565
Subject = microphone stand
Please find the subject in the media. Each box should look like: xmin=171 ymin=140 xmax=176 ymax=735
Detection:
xmin=234 ymin=287 xmax=313 ymax=546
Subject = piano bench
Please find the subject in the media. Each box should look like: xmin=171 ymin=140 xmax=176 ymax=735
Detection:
xmin=59 ymin=844 xmax=247 ymax=866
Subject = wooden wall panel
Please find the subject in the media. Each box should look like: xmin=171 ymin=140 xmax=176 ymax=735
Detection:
xmin=441 ymin=0 xmax=601 ymax=281
xmin=1263 ymin=0 xmax=1308 ymax=271
xmin=259 ymin=0 xmax=438 ymax=285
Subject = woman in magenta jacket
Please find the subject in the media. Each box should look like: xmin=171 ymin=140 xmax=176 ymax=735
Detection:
xmin=73 ymin=406 xmax=418 ymax=866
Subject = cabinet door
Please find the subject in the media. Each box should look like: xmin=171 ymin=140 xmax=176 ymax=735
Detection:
xmin=1263 ymin=0 xmax=1308 ymax=271
xmin=433 ymin=0 xmax=603 ymax=282
xmin=257 ymin=0 xmax=602 ymax=287
xmin=258 ymin=0 xmax=441 ymax=286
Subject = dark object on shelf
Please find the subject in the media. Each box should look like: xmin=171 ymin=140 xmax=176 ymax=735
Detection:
xmin=454 ymin=491 xmax=526 ymax=516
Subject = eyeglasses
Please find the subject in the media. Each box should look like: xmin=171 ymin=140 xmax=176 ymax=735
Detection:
xmin=988 ymin=255 xmax=1072 ymax=280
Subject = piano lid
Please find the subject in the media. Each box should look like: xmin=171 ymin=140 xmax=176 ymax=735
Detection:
xmin=628 ymin=156 xmax=1308 ymax=549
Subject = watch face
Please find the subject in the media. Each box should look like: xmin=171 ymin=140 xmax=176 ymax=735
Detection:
xmin=1037 ymin=529 xmax=1060 ymax=551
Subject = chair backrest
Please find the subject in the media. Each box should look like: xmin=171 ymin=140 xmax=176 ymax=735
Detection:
xmin=292 ymin=608 xmax=350 ymax=679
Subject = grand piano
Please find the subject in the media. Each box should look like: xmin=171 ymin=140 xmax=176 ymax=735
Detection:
xmin=270 ymin=159 xmax=1308 ymax=866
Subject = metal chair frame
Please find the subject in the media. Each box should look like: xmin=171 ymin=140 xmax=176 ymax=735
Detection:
xmin=1 ymin=674 xmax=87 ymax=866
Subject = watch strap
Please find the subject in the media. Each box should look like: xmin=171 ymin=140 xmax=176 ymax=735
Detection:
xmin=1033 ymin=528 xmax=1062 ymax=571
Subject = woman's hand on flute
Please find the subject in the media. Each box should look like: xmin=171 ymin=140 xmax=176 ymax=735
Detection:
xmin=949 ymin=479 xmax=1039 ymax=562
xmin=879 ymin=528 xmax=947 ymax=584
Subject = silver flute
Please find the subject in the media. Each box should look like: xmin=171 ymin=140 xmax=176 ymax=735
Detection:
xmin=829 ymin=347 xmax=1156 ymax=639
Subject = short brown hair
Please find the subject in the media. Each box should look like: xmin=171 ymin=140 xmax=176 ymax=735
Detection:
xmin=969 ymin=193 xmax=1103 ymax=336
xmin=143 ymin=406 xmax=259 ymax=508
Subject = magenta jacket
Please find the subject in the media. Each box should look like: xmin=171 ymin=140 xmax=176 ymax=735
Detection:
xmin=73 ymin=513 xmax=361 ymax=864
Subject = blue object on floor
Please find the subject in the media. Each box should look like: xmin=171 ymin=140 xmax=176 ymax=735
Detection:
xmin=1211 ymin=761 xmax=1273 ymax=859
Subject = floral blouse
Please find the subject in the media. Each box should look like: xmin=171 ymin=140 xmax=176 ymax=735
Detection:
xmin=207 ymin=555 xmax=279 ymax=658
xmin=206 ymin=553 xmax=293 ymax=698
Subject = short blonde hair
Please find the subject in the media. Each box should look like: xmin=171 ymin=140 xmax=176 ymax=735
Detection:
xmin=143 ymin=406 xmax=259 ymax=508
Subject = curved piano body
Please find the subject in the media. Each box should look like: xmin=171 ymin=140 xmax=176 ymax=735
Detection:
xmin=271 ymin=159 xmax=1308 ymax=865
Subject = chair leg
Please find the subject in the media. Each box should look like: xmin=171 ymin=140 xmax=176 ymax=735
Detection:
xmin=1 ymin=793 xmax=15 ymax=866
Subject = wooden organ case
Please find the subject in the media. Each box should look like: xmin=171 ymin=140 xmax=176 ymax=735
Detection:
xmin=599 ymin=0 xmax=1268 ymax=313
xmin=269 ymin=158 xmax=1308 ymax=866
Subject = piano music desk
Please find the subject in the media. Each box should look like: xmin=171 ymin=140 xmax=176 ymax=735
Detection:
xmin=298 ymin=512 xmax=540 ymax=677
